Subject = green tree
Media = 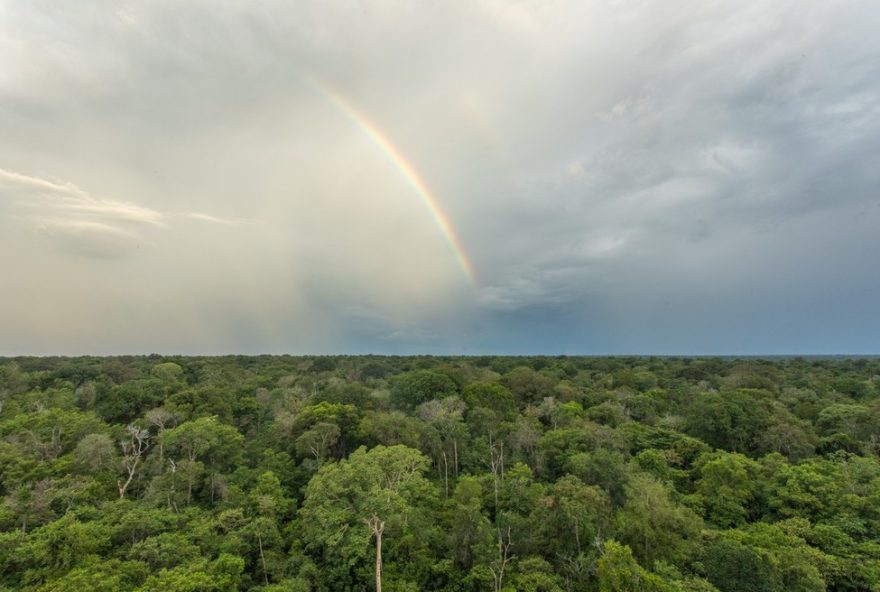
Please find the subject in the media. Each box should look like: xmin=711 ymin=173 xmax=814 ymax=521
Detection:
xmin=418 ymin=396 xmax=467 ymax=497
xmin=134 ymin=554 xmax=243 ymax=592
xmin=566 ymin=450 xmax=631 ymax=507
xmin=160 ymin=417 xmax=243 ymax=505
xmin=501 ymin=367 xmax=556 ymax=407
xmin=390 ymin=371 xmax=458 ymax=410
xmin=532 ymin=475 xmax=610 ymax=559
xmin=684 ymin=390 xmax=771 ymax=453
xmin=290 ymin=402 xmax=360 ymax=459
xmin=73 ymin=433 xmax=117 ymax=474
xmin=150 ymin=362 xmax=184 ymax=387
xmin=693 ymin=452 xmax=759 ymax=528
xmin=598 ymin=540 xmax=672 ymax=592
xmin=443 ymin=476 xmax=493 ymax=572
xmin=616 ymin=474 xmax=702 ymax=568
xmin=295 ymin=422 xmax=340 ymax=466
xmin=509 ymin=556 xmax=565 ymax=592
xmin=299 ymin=445 xmax=434 ymax=592
xmin=702 ymin=539 xmax=779 ymax=592
xmin=462 ymin=382 xmax=516 ymax=418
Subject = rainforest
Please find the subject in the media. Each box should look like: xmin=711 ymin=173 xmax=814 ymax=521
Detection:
xmin=0 ymin=356 xmax=878 ymax=592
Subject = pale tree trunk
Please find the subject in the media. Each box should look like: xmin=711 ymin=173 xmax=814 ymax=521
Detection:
xmin=118 ymin=425 xmax=150 ymax=498
xmin=167 ymin=459 xmax=178 ymax=512
xmin=488 ymin=435 xmax=504 ymax=511
xmin=442 ymin=449 xmax=449 ymax=498
xmin=365 ymin=514 xmax=385 ymax=592
xmin=500 ymin=441 xmax=504 ymax=481
xmin=257 ymin=532 xmax=269 ymax=585
xmin=490 ymin=526 xmax=513 ymax=592
xmin=375 ymin=527 xmax=383 ymax=592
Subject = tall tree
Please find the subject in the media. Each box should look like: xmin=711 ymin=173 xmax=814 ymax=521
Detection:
xmin=299 ymin=445 xmax=434 ymax=592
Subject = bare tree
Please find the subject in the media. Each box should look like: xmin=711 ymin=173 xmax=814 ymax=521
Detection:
xmin=489 ymin=526 xmax=513 ymax=592
xmin=117 ymin=425 xmax=150 ymax=498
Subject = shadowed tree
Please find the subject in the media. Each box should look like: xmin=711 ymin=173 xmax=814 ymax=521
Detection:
xmin=693 ymin=452 xmax=760 ymax=528
xmin=390 ymin=370 xmax=458 ymax=410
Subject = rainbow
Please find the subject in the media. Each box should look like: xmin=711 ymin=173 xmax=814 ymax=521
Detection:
xmin=306 ymin=78 xmax=476 ymax=284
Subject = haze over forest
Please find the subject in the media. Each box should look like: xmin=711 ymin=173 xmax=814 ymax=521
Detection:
xmin=2 ymin=0 xmax=879 ymax=355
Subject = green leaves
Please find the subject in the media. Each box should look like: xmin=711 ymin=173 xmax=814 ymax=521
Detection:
xmin=299 ymin=445 xmax=435 ymax=589
xmin=615 ymin=474 xmax=703 ymax=568
xmin=598 ymin=540 xmax=673 ymax=592
xmin=161 ymin=417 xmax=243 ymax=469
xmin=390 ymin=371 xmax=458 ymax=410
xmin=1 ymin=355 xmax=879 ymax=591
xmin=693 ymin=452 xmax=760 ymax=528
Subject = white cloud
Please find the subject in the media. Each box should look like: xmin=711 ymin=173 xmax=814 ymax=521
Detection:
xmin=49 ymin=195 xmax=165 ymax=226
xmin=0 ymin=168 xmax=83 ymax=195
xmin=1 ymin=167 xmax=242 ymax=259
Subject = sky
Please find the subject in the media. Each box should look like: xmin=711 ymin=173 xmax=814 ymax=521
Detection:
xmin=1 ymin=0 xmax=879 ymax=356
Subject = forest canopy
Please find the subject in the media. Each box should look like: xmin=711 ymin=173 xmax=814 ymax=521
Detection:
xmin=0 ymin=355 xmax=878 ymax=591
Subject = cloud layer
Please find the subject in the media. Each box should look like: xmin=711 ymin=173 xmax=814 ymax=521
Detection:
xmin=1 ymin=0 xmax=879 ymax=354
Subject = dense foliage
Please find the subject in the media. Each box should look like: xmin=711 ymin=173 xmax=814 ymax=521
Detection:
xmin=1 ymin=355 xmax=879 ymax=591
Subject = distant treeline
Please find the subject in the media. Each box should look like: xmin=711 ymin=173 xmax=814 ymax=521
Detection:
xmin=0 ymin=355 xmax=878 ymax=591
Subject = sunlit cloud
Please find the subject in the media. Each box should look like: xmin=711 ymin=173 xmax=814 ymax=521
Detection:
xmin=0 ymin=168 xmax=84 ymax=195
xmin=1 ymin=167 xmax=242 ymax=259
xmin=49 ymin=195 xmax=166 ymax=226
xmin=179 ymin=212 xmax=244 ymax=226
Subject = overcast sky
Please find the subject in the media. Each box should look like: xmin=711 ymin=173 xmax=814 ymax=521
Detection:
xmin=1 ymin=0 xmax=879 ymax=355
